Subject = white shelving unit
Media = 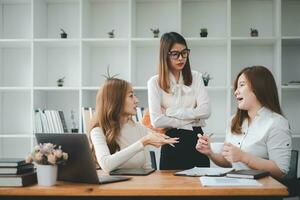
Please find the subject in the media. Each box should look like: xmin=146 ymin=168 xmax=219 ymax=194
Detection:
xmin=0 ymin=0 xmax=300 ymax=160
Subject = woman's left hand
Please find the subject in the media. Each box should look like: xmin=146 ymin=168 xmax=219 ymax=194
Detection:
xmin=221 ymin=142 xmax=244 ymax=163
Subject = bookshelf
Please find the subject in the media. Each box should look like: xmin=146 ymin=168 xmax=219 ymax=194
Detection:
xmin=0 ymin=0 xmax=299 ymax=161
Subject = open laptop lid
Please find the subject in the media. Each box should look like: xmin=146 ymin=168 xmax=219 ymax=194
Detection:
xmin=35 ymin=133 xmax=102 ymax=184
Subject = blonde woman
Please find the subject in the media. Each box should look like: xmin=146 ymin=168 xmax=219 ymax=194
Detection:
xmin=89 ymin=78 xmax=178 ymax=173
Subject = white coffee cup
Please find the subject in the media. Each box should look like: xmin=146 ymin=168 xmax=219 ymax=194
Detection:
xmin=210 ymin=142 xmax=224 ymax=154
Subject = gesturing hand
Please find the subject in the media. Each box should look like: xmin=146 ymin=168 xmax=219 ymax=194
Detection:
xmin=195 ymin=134 xmax=212 ymax=156
xmin=142 ymin=131 xmax=179 ymax=148
xmin=221 ymin=142 xmax=243 ymax=163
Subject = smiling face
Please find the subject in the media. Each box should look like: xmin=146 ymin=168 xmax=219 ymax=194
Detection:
xmin=234 ymin=73 xmax=261 ymax=111
xmin=168 ymin=43 xmax=188 ymax=73
xmin=122 ymin=86 xmax=138 ymax=117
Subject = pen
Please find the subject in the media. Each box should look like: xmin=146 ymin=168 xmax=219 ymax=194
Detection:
xmin=169 ymin=143 xmax=175 ymax=147
xmin=208 ymin=133 xmax=214 ymax=138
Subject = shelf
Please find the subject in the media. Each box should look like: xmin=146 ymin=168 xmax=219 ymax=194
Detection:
xmin=0 ymin=91 xmax=32 ymax=135
xmin=0 ymin=0 xmax=32 ymax=39
xmin=182 ymin=0 xmax=227 ymax=38
xmin=34 ymin=0 xmax=80 ymax=39
xmin=82 ymin=41 xmax=130 ymax=87
xmin=133 ymin=0 xmax=179 ymax=38
xmin=0 ymin=0 xmax=299 ymax=159
xmin=231 ymin=37 xmax=277 ymax=45
xmin=282 ymin=0 xmax=300 ymax=37
xmin=231 ymin=0 xmax=276 ymax=37
xmin=82 ymin=0 xmax=129 ymax=38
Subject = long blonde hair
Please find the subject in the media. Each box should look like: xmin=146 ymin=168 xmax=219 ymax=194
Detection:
xmin=88 ymin=78 xmax=130 ymax=156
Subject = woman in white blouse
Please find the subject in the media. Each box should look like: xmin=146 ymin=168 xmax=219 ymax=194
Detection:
xmin=88 ymin=78 xmax=178 ymax=173
xmin=147 ymin=32 xmax=211 ymax=170
xmin=196 ymin=66 xmax=292 ymax=178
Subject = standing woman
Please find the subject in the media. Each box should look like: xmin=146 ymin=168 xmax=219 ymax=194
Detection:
xmin=88 ymin=78 xmax=178 ymax=173
xmin=147 ymin=32 xmax=211 ymax=170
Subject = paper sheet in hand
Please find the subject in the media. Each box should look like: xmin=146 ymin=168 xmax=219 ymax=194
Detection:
xmin=200 ymin=176 xmax=262 ymax=187
xmin=174 ymin=167 xmax=234 ymax=177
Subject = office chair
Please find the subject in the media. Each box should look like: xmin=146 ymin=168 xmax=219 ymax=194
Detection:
xmin=282 ymin=150 xmax=299 ymax=198
xmin=150 ymin=151 xmax=157 ymax=170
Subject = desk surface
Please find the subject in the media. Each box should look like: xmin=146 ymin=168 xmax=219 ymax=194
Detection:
xmin=0 ymin=171 xmax=288 ymax=197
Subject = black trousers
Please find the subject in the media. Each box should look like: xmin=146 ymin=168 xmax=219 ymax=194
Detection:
xmin=160 ymin=127 xmax=209 ymax=170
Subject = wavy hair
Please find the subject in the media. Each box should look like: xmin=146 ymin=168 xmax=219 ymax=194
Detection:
xmin=88 ymin=78 xmax=130 ymax=157
xmin=231 ymin=66 xmax=283 ymax=134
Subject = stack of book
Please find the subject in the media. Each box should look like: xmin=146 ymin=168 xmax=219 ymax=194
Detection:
xmin=34 ymin=109 xmax=68 ymax=133
xmin=0 ymin=158 xmax=37 ymax=186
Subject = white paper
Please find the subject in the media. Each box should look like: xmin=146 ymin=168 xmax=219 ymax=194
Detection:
xmin=175 ymin=167 xmax=234 ymax=177
xmin=200 ymin=176 xmax=262 ymax=187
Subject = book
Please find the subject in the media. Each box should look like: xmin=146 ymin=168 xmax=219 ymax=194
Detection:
xmin=226 ymin=169 xmax=270 ymax=179
xmin=174 ymin=167 xmax=234 ymax=177
xmin=0 ymin=158 xmax=26 ymax=167
xmin=0 ymin=171 xmax=37 ymax=187
xmin=199 ymin=176 xmax=262 ymax=187
xmin=58 ymin=110 xmax=68 ymax=133
xmin=0 ymin=164 xmax=34 ymax=175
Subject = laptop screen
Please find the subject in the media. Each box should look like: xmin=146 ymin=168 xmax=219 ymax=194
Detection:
xmin=35 ymin=133 xmax=100 ymax=184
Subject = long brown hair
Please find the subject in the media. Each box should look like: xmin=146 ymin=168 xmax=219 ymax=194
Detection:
xmin=231 ymin=66 xmax=283 ymax=134
xmin=158 ymin=32 xmax=192 ymax=93
xmin=88 ymin=78 xmax=130 ymax=155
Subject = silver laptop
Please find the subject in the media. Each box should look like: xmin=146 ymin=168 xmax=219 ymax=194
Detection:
xmin=35 ymin=133 xmax=130 ymax=184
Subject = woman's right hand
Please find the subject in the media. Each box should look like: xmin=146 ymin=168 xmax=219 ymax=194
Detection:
xmin=195 ymin=134 xmax=212 ymax=156
xmin=141 ymin=131 xmax=179 ymax=148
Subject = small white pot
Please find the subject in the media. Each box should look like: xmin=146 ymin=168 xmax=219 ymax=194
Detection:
xmin=36 ymin=164 xmax=58 ymax=186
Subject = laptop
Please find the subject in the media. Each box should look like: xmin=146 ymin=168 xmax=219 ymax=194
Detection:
xmin=35 ymin=133 xmax=131 ymax=184
xmin=110 ymin=168 xmax=155 ymax=176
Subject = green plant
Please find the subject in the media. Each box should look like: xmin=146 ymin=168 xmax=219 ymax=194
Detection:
xmin=202 ymin=72 xmax=213 ymax=86
xmin=102 ymin=65 xmax=120 ymax=80
xmin=200 ymin=28 xmax=207 ymax=33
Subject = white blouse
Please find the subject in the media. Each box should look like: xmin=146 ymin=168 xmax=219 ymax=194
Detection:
xmin=90 ymin=122 xmax=152 ymax=173
xmin=147 ymin=70 xmax=211 ymax=130
xmin=225 ymin=107 xmax=292 ymax=174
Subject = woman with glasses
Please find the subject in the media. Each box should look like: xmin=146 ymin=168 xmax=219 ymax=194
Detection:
xmin=147 ymin=32 xmax=211 ymax=170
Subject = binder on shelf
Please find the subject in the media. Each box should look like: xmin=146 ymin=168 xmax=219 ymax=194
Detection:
xmin=0 ymin=171 xmax=37 ymax=187
xmin=58 ymin=110 xmax=68 ymax=133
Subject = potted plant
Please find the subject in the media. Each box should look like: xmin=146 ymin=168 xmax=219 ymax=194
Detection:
xmin=108 ymin=29 xmax=115 ymax=38
xmin=202 ymin=72 xmax=213 ymax=86
xmin=57 ymin=76 xmax=65 ymax=87
xmin=60 ymin=28 xmax=67 ymax=38
xmin=200 ymin=28 xmax=208 ymax=37
xmin=150 ymin=28 xmax=160 ymax=38
xmin=26 ymin=143 xmax=68 ymax=186
xmin=250 ymin=28 xmax=258 ymax=37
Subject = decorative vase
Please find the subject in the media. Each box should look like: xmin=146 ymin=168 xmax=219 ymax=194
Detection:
xmin=36 ymin=164 xmax=58 ymax=186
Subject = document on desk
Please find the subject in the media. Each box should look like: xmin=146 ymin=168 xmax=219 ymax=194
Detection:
xmin=174 ymin=167 xmax=234 ymax=177
xmin=200 ymin=176 xmax=262 ymax=187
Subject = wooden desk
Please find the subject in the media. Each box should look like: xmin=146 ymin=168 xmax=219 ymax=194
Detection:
xmin=0 ymin=171 xmax=288 ymax=200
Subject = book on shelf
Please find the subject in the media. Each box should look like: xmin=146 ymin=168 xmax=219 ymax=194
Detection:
xmin=226 ymin=169 xmax=270 ymax=179
xmin=174 ymin=167 xmax=234 ymax=177
xmin=0 ymin=158 xmax=26 ymax=167
xmin=0 ymin=163 xmax=34 ymax=175
xmin=0 ymin=171 xmax=37 ymax=187
xmin=81 ymin=107 xmax=95 ymax=133
xmin=34 ymin=109 xmax=68 ymax=133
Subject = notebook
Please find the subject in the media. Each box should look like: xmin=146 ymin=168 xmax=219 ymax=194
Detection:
xmin=35 ymin=133 xmax=131 ymax=184
xmin=174 ymin=167 xmax=234 ymax=177
xmin=110 ymin=168 xmax=155 ymax=176
xmin=226 ymin=169 xmax=270 ymax=179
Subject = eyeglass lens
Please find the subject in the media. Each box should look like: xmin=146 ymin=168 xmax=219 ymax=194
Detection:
xmin=169 ymin=49 xmax=190 ymax=59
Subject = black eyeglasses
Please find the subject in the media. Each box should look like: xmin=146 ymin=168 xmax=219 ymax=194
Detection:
xmin=168 ymin=49 xmax=190 ymax=60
